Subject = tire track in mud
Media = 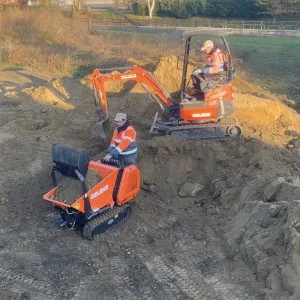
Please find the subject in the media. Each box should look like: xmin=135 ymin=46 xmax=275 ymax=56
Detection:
xmin=0 ymin=266 xmax=55 ymax=298
xmin=0 ymin=212 xmax=57 ymax=255
xmin=72 ymin=256 xmax=140 ymax=300
xmin=0 ymin=281 xmax=55 ymax=300
xmin=0 ymin=214 xmax=64 ymax=299
xmin=169 ymin=236 xmax=258 ymax=300
xmin=204 ymin=275 xmax=256 ymax=300
xmin=144 ymin=256 xmax=218 ymax=300
xmin=142 ymin=255 xmax=257 ymax=300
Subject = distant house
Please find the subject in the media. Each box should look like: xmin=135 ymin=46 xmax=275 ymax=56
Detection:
xmin=52 ymin=0 xmax=72 ymax=6
xmin=0 ymin=0 xmax=27 ymax=8
xmin=83 ymin=0 xmax=115 ymax=11
xmin=27 ymin=0 xmax=38 ymax=6
xmin=83 ymin=0 xmax=131 ymax=11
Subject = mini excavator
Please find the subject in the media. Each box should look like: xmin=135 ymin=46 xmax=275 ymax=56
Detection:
xmin=91 ymin=31 xmax=242 ymax=141
xmin=43 ymin=144 xmax=140 ymax=240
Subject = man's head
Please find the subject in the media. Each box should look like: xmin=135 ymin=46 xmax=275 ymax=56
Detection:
xmin=201 ymin=40 xmax=214 ymax=54
xmin=114 ymin=112 xmax=127 ymax=127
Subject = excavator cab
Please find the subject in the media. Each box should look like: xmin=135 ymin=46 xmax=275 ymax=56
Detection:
xmin=180 ymin=32 xmax=234 ymax=100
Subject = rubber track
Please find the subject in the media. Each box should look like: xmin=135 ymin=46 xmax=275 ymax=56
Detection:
xmin=82 ymin=205 xmax=130 ymax=240
xmin=157 ymin=119 xmax=242 ymax=141
xmin=171 ymin=119 xmax=238 ymax=131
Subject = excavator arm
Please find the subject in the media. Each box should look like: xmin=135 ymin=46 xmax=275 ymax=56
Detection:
xmin=91 ymin=65 xmax=175 ymax=119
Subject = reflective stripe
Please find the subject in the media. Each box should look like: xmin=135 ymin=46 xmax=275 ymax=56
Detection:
xmin=119 ymin=148 xmax=137 ymax=155
xmin=114 ymin=139 xmax=121 ymax=143
xmin=123 ymin=136 xmax=135 ymax=142
xmin=116 ymin=146 xmax=122 ymax=153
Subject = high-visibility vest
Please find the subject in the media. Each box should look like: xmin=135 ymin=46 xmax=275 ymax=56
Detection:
xmin=204 ymin=48 xmax=225 ymax=74
xmin=109 ymin=125 xmax=137 ymax=156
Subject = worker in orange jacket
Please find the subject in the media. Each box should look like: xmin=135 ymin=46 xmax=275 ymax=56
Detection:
xmin=192 ymin=40 xmax=226 ymax=93
xmin=103 ymin=113 xmax=137 ymax=166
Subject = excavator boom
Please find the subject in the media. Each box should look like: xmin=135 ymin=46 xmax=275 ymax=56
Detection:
xmin=90 ymin=65 xmax=176 ymax=139
xmin=91 ymin=65 xmax=174 ymax=118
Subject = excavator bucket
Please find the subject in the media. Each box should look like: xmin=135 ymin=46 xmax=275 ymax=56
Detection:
xmin=91 ymin=116 xmax=110 ymax=139
xmin=91 ymin=84 xmax=111 ymax=139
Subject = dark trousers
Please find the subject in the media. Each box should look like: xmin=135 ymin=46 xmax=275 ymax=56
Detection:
xmin=114 ymin=153 xmax=137 ymax=167
xmin=192 ymin=74 xmax=219 ymax=93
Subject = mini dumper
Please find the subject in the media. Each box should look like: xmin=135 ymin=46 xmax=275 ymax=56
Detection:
xmin=43 ymin=144 xmax=140 ymax=240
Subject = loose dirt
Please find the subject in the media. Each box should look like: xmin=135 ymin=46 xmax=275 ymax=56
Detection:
xmin=55 ymin=169 xmax=101 ymax=204
xmin=0 ymin=56 xmax=299 ymax=300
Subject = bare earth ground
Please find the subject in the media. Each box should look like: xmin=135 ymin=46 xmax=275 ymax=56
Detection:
xmin=0 ymin=57 xmax=300 ymax=300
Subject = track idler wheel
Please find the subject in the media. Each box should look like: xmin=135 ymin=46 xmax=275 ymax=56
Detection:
xmin=82 ymin=205 xmax=131 ymax=240
xmin=226 ymin=125 xmax=242 ymax=138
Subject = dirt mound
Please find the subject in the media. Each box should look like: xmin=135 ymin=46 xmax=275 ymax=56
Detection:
xmin=225 ymin=176 xmax=300 ymax=300
xmin=235 ymin=93 xmax=300 ymax=146
xmin=137 ymin=133 xmax=300 ymax=299
xmin=51 ymin=79 xmax=70 ymax=99
xmin=233 ymin=76 xmax=273 ymax=98
xmin=22 ymin=85 xmax=74 ymax=110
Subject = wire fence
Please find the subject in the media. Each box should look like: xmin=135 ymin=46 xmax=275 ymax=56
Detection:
xmin=86 ymin=14 xmax=300 ymax=33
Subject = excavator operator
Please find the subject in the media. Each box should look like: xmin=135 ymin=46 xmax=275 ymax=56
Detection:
xmin=191 ymin=40 xmax=226 ymax=93
xmin=103 ymin=113 xmax=137 ymax=166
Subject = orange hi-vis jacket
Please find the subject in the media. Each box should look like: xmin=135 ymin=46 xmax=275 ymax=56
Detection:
xmin=202 ymin=48 xmax=225 ymax=75
xmin=108 ymin=123 xmax=137 ymax=157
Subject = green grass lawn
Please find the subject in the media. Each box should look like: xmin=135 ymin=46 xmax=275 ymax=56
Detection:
xmin=227 ymin=35 xmax=300 ymax=101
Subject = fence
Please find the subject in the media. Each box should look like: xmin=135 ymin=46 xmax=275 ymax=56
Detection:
xmin=87 ymin=15 xmax=300 ymax=36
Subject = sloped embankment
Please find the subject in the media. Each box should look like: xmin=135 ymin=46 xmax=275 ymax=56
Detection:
xmin=124 ymin=55 xmax=300 ymax=299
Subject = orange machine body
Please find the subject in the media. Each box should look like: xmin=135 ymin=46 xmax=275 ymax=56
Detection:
xmin=43 ymin=160 xmax=141 ymax=213
xmin=179 ymin=84 xmax=234 ymax=121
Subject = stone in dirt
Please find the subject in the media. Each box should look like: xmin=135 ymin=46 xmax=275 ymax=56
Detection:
xmin=178 ymin=182 xmax=204 ymax=198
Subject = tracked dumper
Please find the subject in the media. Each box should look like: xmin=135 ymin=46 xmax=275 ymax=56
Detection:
xmin=43 ymin=144 xmax=140 ymax=240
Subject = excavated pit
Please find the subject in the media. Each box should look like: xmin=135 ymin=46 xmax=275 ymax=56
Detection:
xmin=0 ymin=56 xmax=300 ymax=300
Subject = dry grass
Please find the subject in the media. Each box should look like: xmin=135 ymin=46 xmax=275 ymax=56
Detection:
xmin=0 ymin=10 xmax=181 ymax=75
xmin=0 ymin=9 xmax=93 ymax=74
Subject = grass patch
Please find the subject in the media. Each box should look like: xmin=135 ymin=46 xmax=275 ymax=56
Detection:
xmin=227 ymin=35 xmax=300 ymax=100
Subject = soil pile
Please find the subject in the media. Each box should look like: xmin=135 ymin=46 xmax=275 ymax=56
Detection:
xmin=225 ymin=176 xmax=300 ymax=300
xmin=55 ymin=169 xmax=101 ymax=204
xmin=23 ymin=85 xmax=75 ymax=110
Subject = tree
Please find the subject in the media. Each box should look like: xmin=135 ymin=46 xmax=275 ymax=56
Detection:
xmin=132 ymin=0 xmax=156 ymax=19
xmin=255 ymin=0 xmax=300 ymax=22
xmin=229 ymin=0 xmax=259 ymax=19
xmin=132 ymin=0 xmax=147 ymax=15
xmin=147 ymin=0 xmax=156 ymax=19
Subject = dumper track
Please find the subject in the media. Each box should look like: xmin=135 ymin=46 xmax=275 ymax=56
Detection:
xmin=82 ymin=205 xmax=131 ymax=240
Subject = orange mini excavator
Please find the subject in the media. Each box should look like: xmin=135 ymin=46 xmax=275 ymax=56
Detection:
xmin=43 ymin=144 xmax=140 ymax=240
xmin=91 ymin=31 xmax=242 ymax=141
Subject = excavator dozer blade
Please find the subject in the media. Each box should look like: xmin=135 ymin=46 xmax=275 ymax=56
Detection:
xmin=91 ymin=117 xmax=110 ymax=139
